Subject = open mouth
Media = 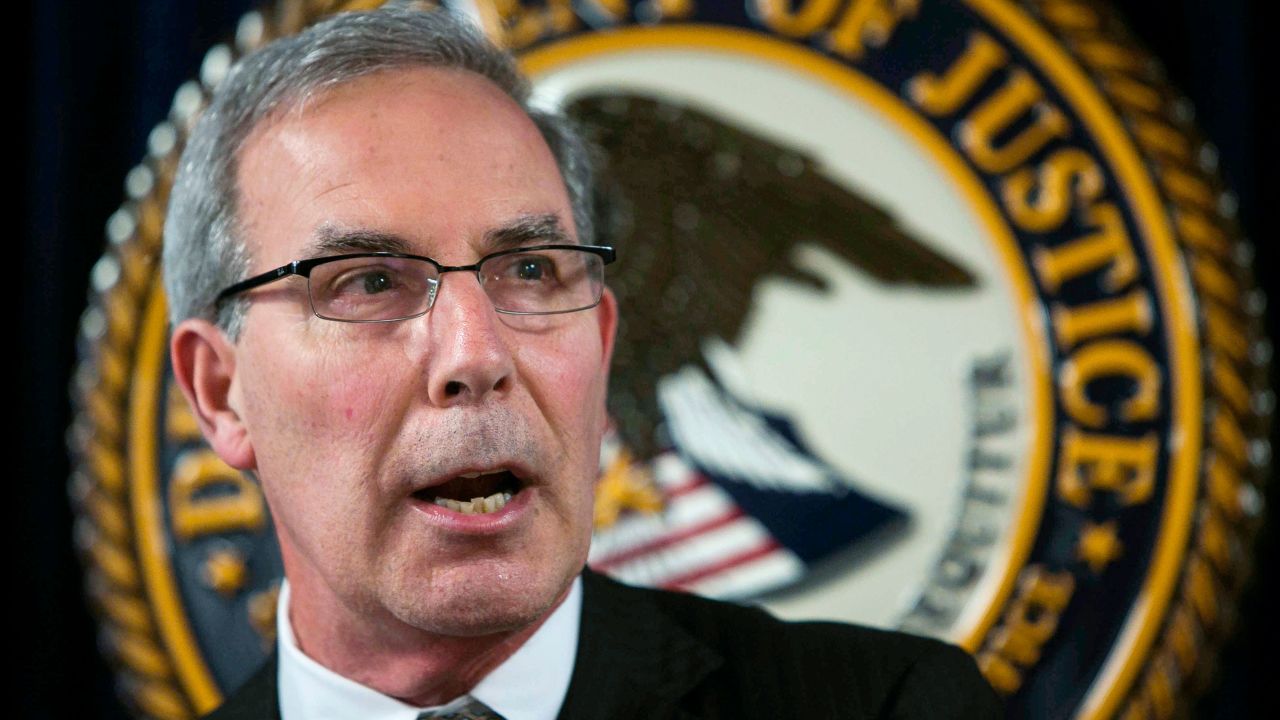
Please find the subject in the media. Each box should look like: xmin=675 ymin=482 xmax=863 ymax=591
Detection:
xmin=413 ymin=469 xmax=524 ymax=515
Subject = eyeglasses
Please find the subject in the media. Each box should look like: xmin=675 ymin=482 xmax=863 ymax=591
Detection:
xmin=215 ymin=244 xmax=616 ymax=323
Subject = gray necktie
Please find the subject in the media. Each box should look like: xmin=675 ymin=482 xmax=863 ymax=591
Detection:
xmin=418 ymin=697 xmax=506 ymax=720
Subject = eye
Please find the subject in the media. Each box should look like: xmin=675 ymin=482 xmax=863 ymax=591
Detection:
xmin=358 ymin=269 xmax=395 ymax=294
xmin=515 ymin=256 xmax=554 ymax=282
xmin=486 ymin=252 xmax=561 ymax=285
xmin=331 ymin=265 xmax=404 ymax=296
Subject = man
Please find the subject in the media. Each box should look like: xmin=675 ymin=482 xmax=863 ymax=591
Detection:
xmin=165 ymin=5 xmax=1001 ymax=718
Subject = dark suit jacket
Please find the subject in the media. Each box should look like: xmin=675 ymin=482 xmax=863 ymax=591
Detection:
xmin=205 ymin=570 xmax=1002 ymax=719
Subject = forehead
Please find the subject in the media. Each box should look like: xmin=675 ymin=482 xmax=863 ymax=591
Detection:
xmin=234 ymin=66 xmax=572 ymax=267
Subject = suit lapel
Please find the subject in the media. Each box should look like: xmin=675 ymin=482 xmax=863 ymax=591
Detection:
xmin=558 ymin=570 xmax=722 ymax=720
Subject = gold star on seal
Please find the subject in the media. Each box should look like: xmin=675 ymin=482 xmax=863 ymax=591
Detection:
xmin=594 ymin=448 xmax=664 ymax=529
xmin=1077 ymin=520 xmax=1123 ymax=574
xmin=202 ymin=548 xmax=248 ymax=596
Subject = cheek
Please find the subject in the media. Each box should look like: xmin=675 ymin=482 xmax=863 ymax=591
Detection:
xmin=516 ymin=329 xmax=608 ymax=433
xmin=239 ymin=323 xmax=408 ymax=473
xmin=326 ymin=373 xmax=398 ymax=428
xmin=241 ymin=341 xmax=401 ymax=556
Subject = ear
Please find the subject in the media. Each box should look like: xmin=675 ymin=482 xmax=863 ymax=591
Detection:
xmin=170 ymin=318 xmax=256 ymax=470
xmin=596 ymin=286 xmax=619 ymax=372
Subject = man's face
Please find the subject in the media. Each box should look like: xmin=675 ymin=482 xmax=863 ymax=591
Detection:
xmin=226 ymin=68 xmax=615 ymax=639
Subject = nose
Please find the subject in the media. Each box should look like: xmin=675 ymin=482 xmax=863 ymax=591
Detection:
xmin=422 ymin=271 xmax=515 ymax=407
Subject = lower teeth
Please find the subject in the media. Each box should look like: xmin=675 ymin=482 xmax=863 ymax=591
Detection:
xmin=433 ymin=491 xmax=513 ymax=514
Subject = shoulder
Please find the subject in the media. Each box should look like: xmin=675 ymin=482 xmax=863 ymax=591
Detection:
xmin=582 ymin=571 xmax=1002 ymax=718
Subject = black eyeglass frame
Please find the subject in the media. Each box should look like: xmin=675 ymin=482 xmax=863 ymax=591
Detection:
xmin=214 ymin=243 xmax=617 ymax=322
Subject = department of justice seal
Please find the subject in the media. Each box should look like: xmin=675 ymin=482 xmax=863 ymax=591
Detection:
xmin=69 ymin=1 xmax=1271 ymax=718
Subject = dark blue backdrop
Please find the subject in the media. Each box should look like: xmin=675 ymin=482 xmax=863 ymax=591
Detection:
xmin=20 ymin=1 xmax=1274 ymax=717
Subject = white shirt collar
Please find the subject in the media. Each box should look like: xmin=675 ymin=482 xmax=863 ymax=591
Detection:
xmin=277 ymin=576 xmax=582 ymax=720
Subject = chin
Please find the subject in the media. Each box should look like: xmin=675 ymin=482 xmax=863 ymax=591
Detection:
xmin=389 ymin=560 xmax=577 ymax=638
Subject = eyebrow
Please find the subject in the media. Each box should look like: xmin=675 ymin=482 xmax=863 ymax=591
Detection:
xmin=304 ymin=227 xmax=412 ymax=258
xmin=482 ymin=213 xmax=574 ymax=253
xmin=303 ymin=213 xmax=573 ymax=261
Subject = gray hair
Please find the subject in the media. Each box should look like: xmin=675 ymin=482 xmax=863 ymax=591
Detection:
xmin=163 ymin=5 xmax=595 ymax=337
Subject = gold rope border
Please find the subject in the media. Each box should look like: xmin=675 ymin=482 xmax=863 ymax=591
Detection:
xmin=1019 ymin=1 xmax=1272 ymax=718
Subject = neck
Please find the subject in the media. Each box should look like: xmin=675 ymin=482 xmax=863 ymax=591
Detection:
xmin=283 ymin=576 xmax=570 ymax=707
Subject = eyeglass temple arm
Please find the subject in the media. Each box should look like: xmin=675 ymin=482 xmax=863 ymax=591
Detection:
xmin=215 ymin=261 xmax=304 ymax=302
